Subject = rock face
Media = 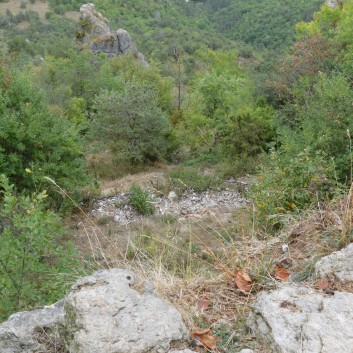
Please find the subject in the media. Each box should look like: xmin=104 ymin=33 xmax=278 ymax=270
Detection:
xmin=0 ymin=301 xmax=64 ymax=353
xmin=78 ymin=3 xmax=148 ymax=66
xmin=79 ymin=3 xmax=110 ymax=37
xmin=0 ymin=269 xmax=188 ymax=353
xmin=327 ymin=0 xmax=341 ymax=8
xmin=61 ymin=269 xmax=188 ymax=353
xmin=315 ymin=242 xmax=353 ymax=281
xmin=248 ymin=285 xmax=353 ymax=353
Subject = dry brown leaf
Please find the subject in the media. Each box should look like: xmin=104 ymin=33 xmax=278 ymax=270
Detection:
xmin=197 ymin=299 xmax=209 ymax=311
xmin=275 ymin=266 xmax=290 ymax=281
xmin=191 ymin=327 xmax=217 ymax=350
xmin=315 ymin=278 xmax=329 ymax=290
xmin=234 ymin=270 xmax=253 ymax=293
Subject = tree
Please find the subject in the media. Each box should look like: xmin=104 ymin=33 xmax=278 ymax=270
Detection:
xmin=93 ymin=82 xmax=172 ymax=164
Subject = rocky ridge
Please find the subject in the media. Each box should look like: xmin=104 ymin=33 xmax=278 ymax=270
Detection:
xmin=78 ymin=3 xmax=148 ymax=66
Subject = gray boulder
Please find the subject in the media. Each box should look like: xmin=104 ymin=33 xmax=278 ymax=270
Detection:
xmin=248 ymin=284 xmax=353 ymax=353
xmin=79 ymin=3 xmax=110 ymax=37
xmin=327 ymin=0 xmax=341 ymax=8
xmin=61 ymin=268 xmax=188 ymax=353
xmin=0 ymin=301 xmax=64 ymax=353
xmin=315 ymin=242 xmax=353 ymax=281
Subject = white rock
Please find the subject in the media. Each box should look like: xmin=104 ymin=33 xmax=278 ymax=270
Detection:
xmin=168 ymin=191 xmax=178 ymax=201
xmin=0 ymin=301 xmax=64 ymax=353
xmin=248 ymin=284 xmax=353 ymax=353
xmin=61 ymin=269 xmax=188 ymax=353
xmin=315 ymin=243 xmax=353 ymax=281
xmin=239 ymin=350 xmax=254 ymax=353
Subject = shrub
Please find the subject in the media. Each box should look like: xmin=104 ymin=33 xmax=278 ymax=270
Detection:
xmin=129 ymin=183 xmax=155 ymax=215
xmin=0 ymin=175 xmax=81 ymax=321
xmin=0 ymin=68 xmax=90 ymax=210
xmin=93 ymin=81 xmax=172 ymax=164
xmin=250 ymin=148 xmax=338 ymax=229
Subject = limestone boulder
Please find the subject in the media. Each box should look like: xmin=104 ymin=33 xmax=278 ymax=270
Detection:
xmin=248 ymin=284 xmax=353 ymax=353
xmin=315 ymin=242 xmax=353 ymax=281
xmin=0 ymin=301 xmax=64 ymax=353
xmin=61 ymin=268 xmax=188 ymax=353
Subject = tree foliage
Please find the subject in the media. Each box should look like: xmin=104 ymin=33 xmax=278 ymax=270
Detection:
xmin=0 ymin=67 xmax=89 ymax=209
xmin=93 ymin=82 xmax=172 ymax=164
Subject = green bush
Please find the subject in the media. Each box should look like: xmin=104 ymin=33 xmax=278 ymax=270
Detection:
xmin=0 ymin=68 xmax=90 ymax=210
xmin=0 ymin=175 xmax=81 ymax=321
xmin=129 ymin=183 xmax=155 ymax=215
xmin=250 ymin=148 xmax=337 ymax=228
xmin=93 ymin=81 xmax=172 ymax=164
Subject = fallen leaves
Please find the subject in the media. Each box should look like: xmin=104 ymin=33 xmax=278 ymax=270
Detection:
xmin=197 ymin=299 xmax=209 ymax=312
xmin=234 ymin=270 xmax=253 ymax=293
xmin=191 ymin=327 xmax=218 ymax=350
xmin=315 ymin=278 xmax=329 ymax=290
xmin=274 ymin=266 xmax=290 ymax=281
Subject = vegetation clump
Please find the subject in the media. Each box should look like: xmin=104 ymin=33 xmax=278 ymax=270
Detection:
xmin=129 ymin=183 xmax=155 ymax=215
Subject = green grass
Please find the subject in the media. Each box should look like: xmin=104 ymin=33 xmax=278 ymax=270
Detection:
xmin=167 ymin=167 xmax=222 ymax=192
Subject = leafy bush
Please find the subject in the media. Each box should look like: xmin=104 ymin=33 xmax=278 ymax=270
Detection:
xmin=129 ymin=183 xmax=155 ymax=215
xmin=0 ymin=175 xmax=80 ymax=321
xmin=0 ymin=68 xmax=90 ymax=210
xmin=250 ymin=148 xmax=337 ymax=228
xmin=93 ymin=81 xmax=172 ymax=164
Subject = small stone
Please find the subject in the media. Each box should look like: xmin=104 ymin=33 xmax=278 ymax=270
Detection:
xmin=281 ymin=243 xmax=289 ymax=253
xmin=239 ymin=350 xmax=254 ymax=353
xmin=168 ymin=191 xmax=178 ymax=201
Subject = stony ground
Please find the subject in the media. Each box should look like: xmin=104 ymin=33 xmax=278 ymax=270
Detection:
xmin=91 ymin=188 xmax=248 ymax=225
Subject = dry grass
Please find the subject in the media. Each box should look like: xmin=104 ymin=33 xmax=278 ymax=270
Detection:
xmin=0 ymin=0 xmax=49 ymax=20
xmin=55 ymin=176 xmax=353 ymax=353
xmin=0 ymin=0 xmax=80 ymax=24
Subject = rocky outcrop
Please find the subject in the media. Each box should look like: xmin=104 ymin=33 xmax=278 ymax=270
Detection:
xmin=78 ymin=3 xmax=148 ymax=66
xmin=0 ymin=269 xmax=188 ymax=353
xmin=61 ymin=268 xmax=188 ymax=353
xmin=248 ymin=284 xmax=353 ymax=353
xmin=315 ymin=242 xmax=353 ymax=281
xmin=327 ymin=0 xmax=342 ymax=8
xmin=0 ymin=301 xmax=64 ymax=353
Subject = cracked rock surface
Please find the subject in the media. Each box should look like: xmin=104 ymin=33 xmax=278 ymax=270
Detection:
xmin=61 ymin=269 xmax=188 ymax=353
xmin=248 ymin=284 xmax=353 ymax=353
xmin=0 ymin=301 xmax=64 ymax=353
xmin=315 ymin=242 xmax=353 ymax=281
